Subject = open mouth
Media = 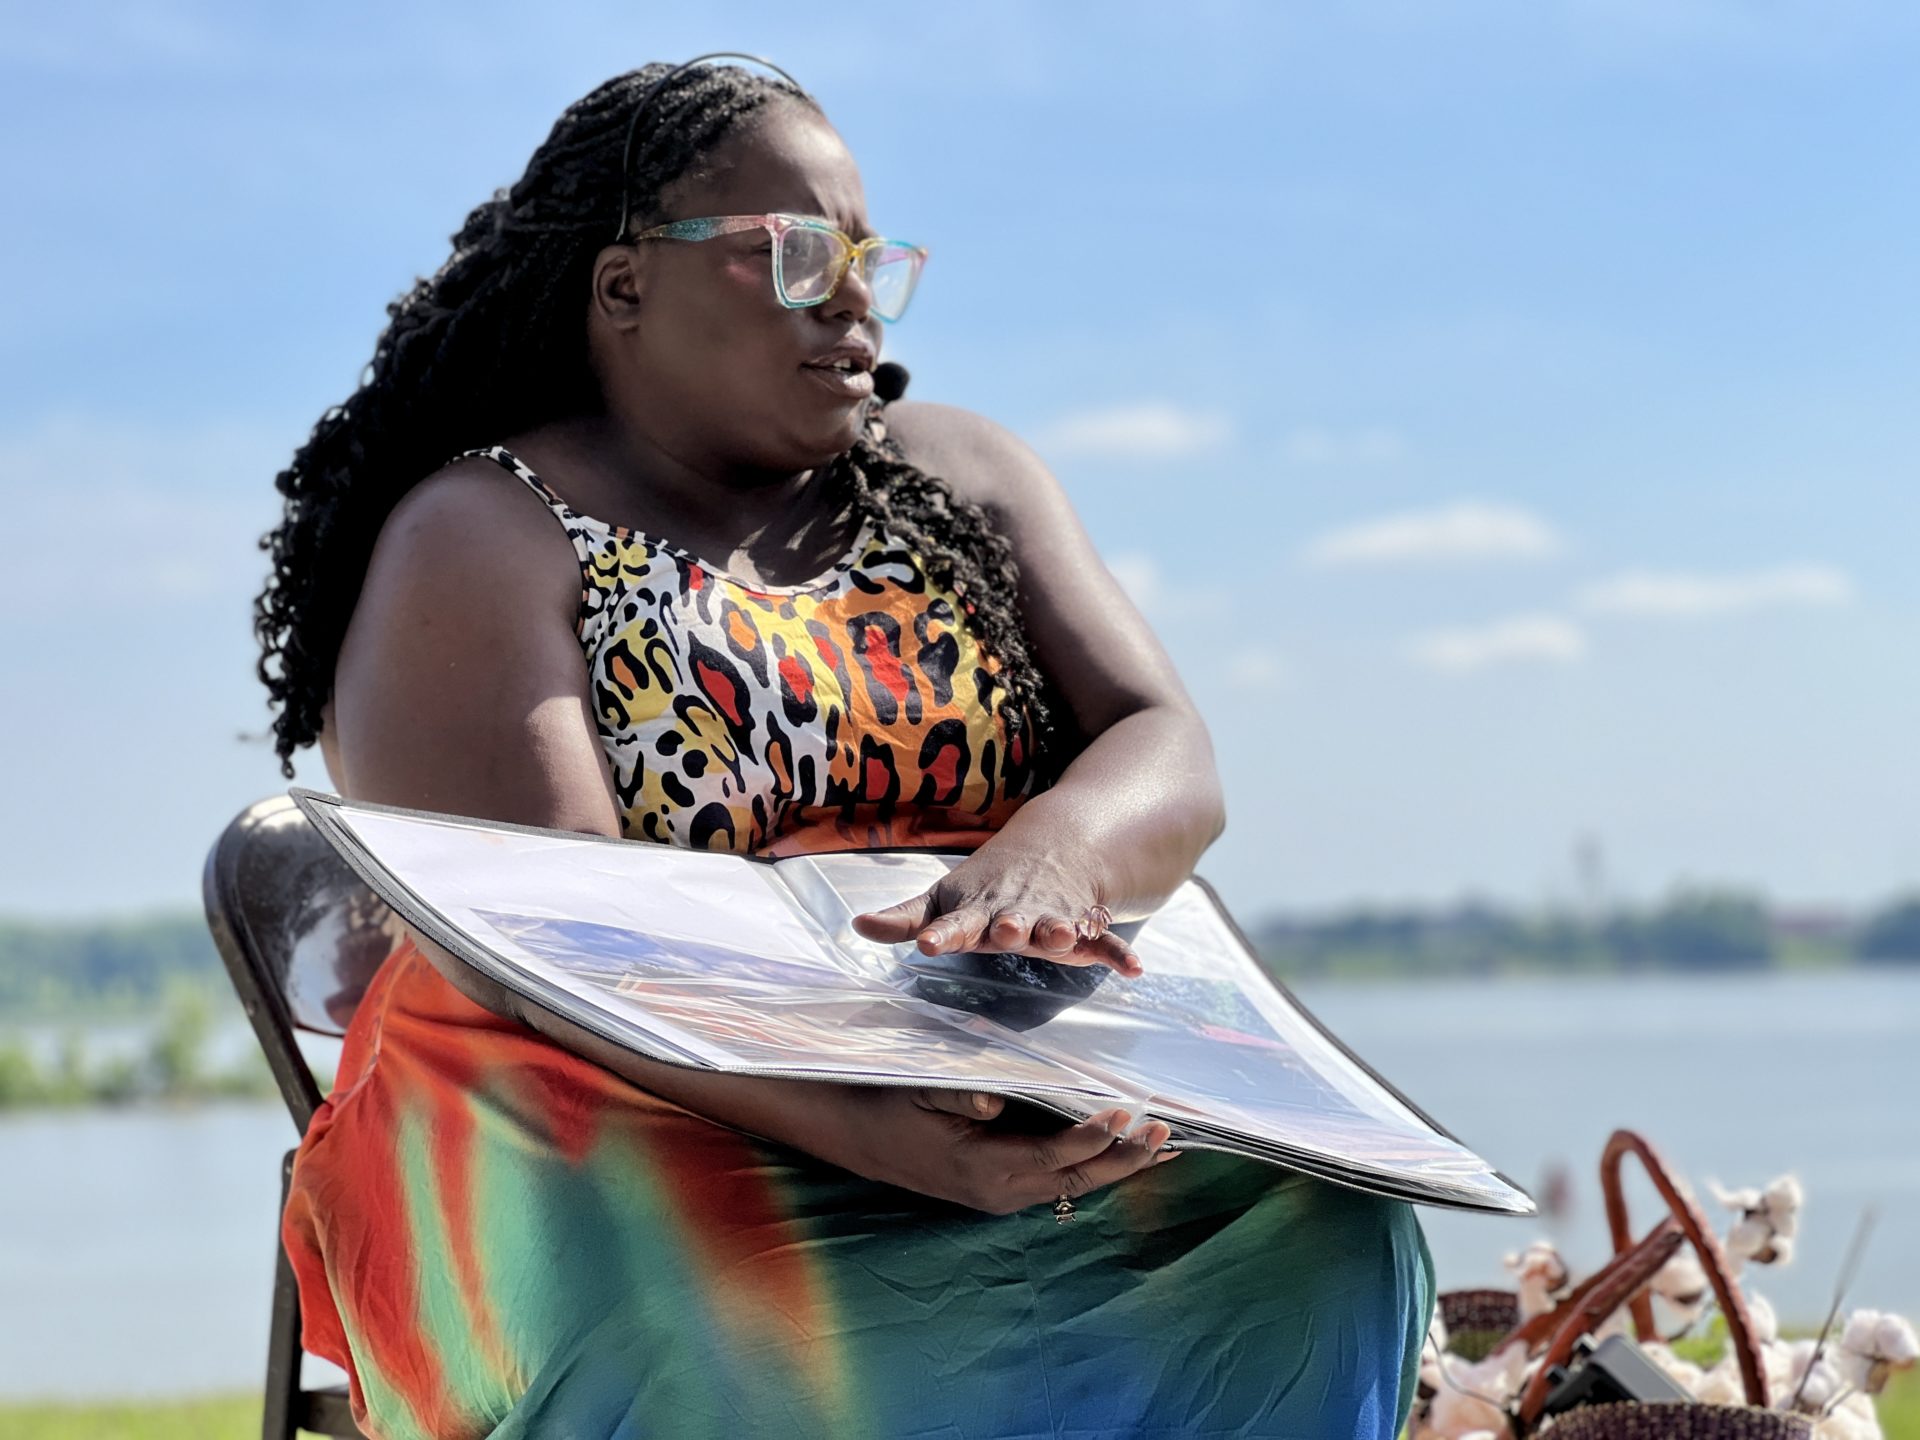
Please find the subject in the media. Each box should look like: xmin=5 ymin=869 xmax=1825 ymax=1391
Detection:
xmin=801 ymin=359 xmax=876 ymax=398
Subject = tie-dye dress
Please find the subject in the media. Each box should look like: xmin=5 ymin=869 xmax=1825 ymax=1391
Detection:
xmin=282 ymin=441 xmax=1436 ymax=1440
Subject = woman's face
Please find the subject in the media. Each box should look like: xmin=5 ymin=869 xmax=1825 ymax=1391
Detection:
xmin=592 ymin=101 xmax=890 ymax=475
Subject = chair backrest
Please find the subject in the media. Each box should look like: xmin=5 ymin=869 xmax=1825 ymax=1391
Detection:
xmin=203 ymin=795 xmax=402 ymax=1131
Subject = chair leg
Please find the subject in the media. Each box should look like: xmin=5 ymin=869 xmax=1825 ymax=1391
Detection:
xmin=265 ymin=1148 xmax=304 ymax=1440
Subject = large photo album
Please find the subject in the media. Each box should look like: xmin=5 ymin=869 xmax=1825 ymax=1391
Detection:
xmin=294 ymin=790 xmax=1533 ymax=1215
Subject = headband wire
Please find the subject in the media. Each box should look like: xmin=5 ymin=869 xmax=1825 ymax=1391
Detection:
xmin=614 ymin=52 xmax=810 ymax=242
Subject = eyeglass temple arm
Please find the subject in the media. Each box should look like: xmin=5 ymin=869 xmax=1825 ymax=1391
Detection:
xmin=630 ymin=215 xmax=780 ymax=243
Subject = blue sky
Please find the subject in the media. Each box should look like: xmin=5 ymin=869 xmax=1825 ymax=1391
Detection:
xmin=4 ymin=2 xmax=1916 ymax=920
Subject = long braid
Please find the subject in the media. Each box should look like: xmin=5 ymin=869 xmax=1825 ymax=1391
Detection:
xmin=256 ymin=62 xmax=1053 ymax=778
xmin=829 ymin=421 xmax=1053 ymax=768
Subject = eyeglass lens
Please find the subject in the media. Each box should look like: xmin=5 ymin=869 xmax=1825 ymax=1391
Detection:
xmin=778 ymin=227 xmax=920 ymax=319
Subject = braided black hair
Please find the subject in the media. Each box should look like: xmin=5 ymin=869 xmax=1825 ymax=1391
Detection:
xmin=254 ymin=61 xmax=1053 ymax=780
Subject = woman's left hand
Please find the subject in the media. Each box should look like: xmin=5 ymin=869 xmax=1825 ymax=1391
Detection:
xmin=851 ymin=846 xmax=1144 ymax=977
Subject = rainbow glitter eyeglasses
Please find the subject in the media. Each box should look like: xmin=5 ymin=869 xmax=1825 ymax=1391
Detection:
xmin=630 ymin=212 xmax=929 ymax=323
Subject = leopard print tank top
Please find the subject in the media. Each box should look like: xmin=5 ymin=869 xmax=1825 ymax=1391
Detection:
xmin=456 ymin=443 xmax=1040 ymax=857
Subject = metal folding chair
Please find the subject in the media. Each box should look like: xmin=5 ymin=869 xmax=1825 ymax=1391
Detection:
xmin=203 ymin=794 xmax=400 ymax=1440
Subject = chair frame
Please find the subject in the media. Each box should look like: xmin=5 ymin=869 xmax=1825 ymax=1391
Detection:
xmin=204 ymin=795 xmax=370 ymax=1440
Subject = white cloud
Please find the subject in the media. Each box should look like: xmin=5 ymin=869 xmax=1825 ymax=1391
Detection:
xmin=1281 ymin=426 xmax=1406 ymax=467
xmin=1576 ymin=565 xmax=1857 ymax=619
xmin=1105 ymin=552 xmax=1163 ymax=609
xmin=1225 ymin=648 xmax=1289 ymax=693
xmin=1104 ymin=551 xmax=1229 ymax=620
xmin=1304 ymin=501 xmax=1563 ymax=568
xmin=1034 ymin=403 xmax=1232 ymax=461
xmin=1407 ymin=615 xmax=1588 ymax=674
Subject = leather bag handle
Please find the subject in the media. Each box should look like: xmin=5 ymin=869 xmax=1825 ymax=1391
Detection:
xmin=1599 ymin=1128 xmax=1767 ymax=1408
xmin=1514 ymin=1219 xmax=1685 ymax=1429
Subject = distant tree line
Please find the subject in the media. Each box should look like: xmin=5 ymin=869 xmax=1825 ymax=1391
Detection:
xmin=0 ymin=915 xmax=223 ymax=1012
xmin=0 ymin=892 xmax=1916 ymax=1016
xmin=1858 ymin=897 xmax=1920 ymax=966
xmin=0 ymin=985 xmax=282 ymax=1109
xmin=1255 ymin=889 xmax=1920 ymax=979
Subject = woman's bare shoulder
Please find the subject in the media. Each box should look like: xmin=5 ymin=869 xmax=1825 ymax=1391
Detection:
xmin=363 ymin=455 xmax=583 ymax=618
xmin=880 ymin=401 xmax=1199 ymax=742
xmin=383 ymin=454 xmax=568 ymax=554
xmin=327 ymin=453 xmax=617 ymax=829
xmin=881 ymin=400 xmax=1064 ymax=531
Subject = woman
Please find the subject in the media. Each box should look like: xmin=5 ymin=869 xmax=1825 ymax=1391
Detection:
xmin=263 ymin=58 xmax=1435 ymax=1439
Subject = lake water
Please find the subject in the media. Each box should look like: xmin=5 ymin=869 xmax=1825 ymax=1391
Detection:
xmin=1 ymin=970 xmax=1914 ymax=1401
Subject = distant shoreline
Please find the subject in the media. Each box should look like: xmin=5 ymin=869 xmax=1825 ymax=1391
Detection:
xmin=2 ymin=896 xmax=1917 ymax=1018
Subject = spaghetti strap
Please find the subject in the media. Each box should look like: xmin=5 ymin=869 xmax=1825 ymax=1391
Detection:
xmin=450 ymin=444 xmax=598 ymax=639
xmin=453 ymin=444 xmax=572 ymax=516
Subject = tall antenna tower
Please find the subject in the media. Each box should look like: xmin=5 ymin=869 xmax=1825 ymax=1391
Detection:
xmin=1574 ymin=832 xmax=1608 ymax=920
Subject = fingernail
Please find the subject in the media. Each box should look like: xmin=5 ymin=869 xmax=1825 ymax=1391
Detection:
xmin=1105 ymin=1110 xmax=1132 ymax=1135
xmin=972 ymin=1094 xmax=994 ymax=1115
xmin=1152 ymin=1149 xmax=1183 ymax=1165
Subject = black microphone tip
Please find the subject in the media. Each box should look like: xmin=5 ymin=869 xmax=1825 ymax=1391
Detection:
xmin=873 ymin=361 xmax=910 ymax=403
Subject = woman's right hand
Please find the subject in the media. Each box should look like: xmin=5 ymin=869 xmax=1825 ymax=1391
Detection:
xmin=827 ymin=1086 xmax=1177 ymax=1215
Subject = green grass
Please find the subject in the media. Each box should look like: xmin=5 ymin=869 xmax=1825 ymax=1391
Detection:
xmin=1885 ymin=1369 xmax=1920 ymax=1438
xmin=0 ymin=1396 xmax=260 ymax=1438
